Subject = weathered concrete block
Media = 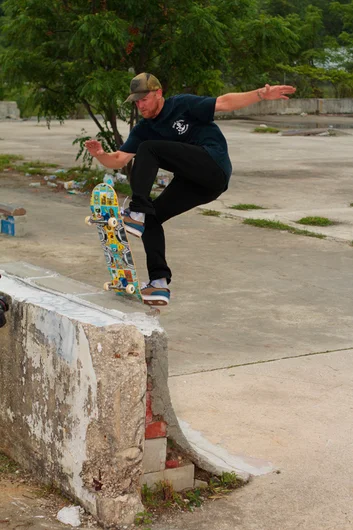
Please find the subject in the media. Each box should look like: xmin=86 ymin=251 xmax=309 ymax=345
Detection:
xmin=0 ymin=261 xmax=251 ymax=525
xmin=164 ymin=464 xmax=195 ymax=491
xmin=142 ymin=463 xmax=195 ymax=492
xmin=143 ymin=438 xmax=167 ymax=473
xmin=141 ymin=469 xmax=164 ymax=489
xmin=0 ymin=215 xmax=27 ymax=237
xmin=194 ymin=479 xmax=208 ymax=489
xmin=0 ymin=270 xmax=167 ymax=527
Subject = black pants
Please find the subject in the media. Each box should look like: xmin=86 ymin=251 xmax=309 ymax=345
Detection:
xmin=129 ymin=140 xmax=228 ymax=283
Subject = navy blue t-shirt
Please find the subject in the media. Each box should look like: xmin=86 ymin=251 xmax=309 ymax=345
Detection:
xmin=120 ymin=94 xmax=232 ymax=181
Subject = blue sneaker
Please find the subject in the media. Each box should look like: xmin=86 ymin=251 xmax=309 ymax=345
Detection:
xmin=121 ymin=208 xmax=145 ymax=238
xmin=141 ymin=283 xmax=170 ymax=306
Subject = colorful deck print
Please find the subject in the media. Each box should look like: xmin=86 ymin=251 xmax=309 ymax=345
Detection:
xmin=90 ymin=183 xmax=142 ymax=302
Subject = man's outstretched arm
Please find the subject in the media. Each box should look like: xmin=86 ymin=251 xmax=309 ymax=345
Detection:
xmin=215 ymin=84 xmax=296 ymax=112
xmin=84 ymin=140 xmax=135 ymax=169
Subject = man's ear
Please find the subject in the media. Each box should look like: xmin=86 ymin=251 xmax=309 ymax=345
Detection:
xmin=156 ymin=88 xmax=163 ymax=99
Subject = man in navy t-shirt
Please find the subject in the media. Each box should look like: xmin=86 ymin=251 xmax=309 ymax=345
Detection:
xmin=86 ymin=73 xmax=295 ymax=306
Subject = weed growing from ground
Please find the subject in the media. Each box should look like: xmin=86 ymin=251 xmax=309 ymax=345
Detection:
xmin=230 ymin=204 xmax=265 ymax=210
xmin=243 ymin=219 xmax=326 ymax=238
xmin=202 ymin=209 xmax=221 ymax=217
xmin=253 ymin=127 xmax=280 ymax=133
xmin=138 ymin=472 xmax=240 ymax=526
xmin=297 ymin=216 xmax=336 ymax=226
xmin=0 ymin=154 xmax=24 ymax=171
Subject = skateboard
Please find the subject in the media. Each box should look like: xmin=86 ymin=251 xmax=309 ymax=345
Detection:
xmin=85 ymin=183 xmax=142 ymax=303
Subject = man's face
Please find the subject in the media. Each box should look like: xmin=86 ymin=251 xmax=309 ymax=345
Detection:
xmin=135 ymin=90 xmax=162 ymax=119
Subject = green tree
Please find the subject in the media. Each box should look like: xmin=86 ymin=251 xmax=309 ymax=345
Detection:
xmin=0 ymin=0 xmax=230 ymax=163
xmin=224 ymin=15 xmax=299 ymax=89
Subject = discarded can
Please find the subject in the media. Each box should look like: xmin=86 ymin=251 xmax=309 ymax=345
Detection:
xmin=29 ymin=182 xmax=41 ymax=187
xmin=47 ymin=182 xmax=58 ymax=188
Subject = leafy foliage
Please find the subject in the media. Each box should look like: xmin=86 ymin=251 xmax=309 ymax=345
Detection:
xmin=1 ymin=0 xmax=353 ymax=162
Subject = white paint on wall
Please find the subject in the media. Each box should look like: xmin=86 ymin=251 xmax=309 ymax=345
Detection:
xmin=21 ymin=304 xmax=98 ymax=510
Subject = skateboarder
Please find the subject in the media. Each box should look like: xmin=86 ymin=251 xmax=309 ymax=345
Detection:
xmin=85 ymin=73 xmax=296 ymax=306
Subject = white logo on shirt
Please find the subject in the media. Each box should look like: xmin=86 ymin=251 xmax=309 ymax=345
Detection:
xmin=172 ymin=120 xmax=189 ymax=135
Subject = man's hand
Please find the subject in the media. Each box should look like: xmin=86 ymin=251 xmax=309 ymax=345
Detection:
xmin=83 ymin=140 xmax=135 ymax=169
xmin=259 ymin=84 xmax=296 ymax=101
xmin=85 ymin=140 xmax=105 ymax=157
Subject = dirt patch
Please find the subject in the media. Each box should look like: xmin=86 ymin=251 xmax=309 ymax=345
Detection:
xmin=0 ymin=453 xmax=100 ymax=529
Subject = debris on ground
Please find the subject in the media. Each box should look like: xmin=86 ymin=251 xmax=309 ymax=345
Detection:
xmin=57 ymin=505 xmax=82 ymax=527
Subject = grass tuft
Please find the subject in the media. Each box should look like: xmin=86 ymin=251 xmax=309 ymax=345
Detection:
xmin=253 ymin=127 xmax=280 ymax=134
xmin=202 ymin=209 xmax=221 ymax=217
xmin=243 ymin=219 xmax=326 ymax=238
xmin=0 ymin=153 xmax=24 ymax=171
xmin=230 ymin=204 xmax=265 ymax=210
xmin=297 ymin=216 xmax=336 ymax=226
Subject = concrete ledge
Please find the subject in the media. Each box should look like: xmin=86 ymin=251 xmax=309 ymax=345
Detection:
xmin=0 ymin=267 xmax=165 ymax=526
xmin=215 ymin=98 xmax=353 ymax=117
xmin=0 ymin=262 xmax=259 ymax=514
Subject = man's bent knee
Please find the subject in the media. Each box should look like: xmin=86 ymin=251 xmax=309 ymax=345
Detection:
xmin=136 ymin=140 xmax=161 ymax=156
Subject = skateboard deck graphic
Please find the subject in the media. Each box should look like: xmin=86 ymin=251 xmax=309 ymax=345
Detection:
xmin=86 ymin=183 xmax=142 ymax=303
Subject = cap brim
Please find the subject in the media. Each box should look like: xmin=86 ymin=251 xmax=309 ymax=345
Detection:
xmin=124 ymin=91 xmax=149 ymax=103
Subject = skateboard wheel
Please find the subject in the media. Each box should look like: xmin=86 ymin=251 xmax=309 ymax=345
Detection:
xmin=126 ymin=284 xmax=135 ymax=295
xmin=103 ymin=282 xmax=112 ymax=291
xmin=108 ymin=217 xmax=118 ymax=228
xmin=85 ymin=216 xmax=92 ymax=226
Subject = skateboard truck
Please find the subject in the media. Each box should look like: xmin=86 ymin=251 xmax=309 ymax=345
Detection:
xmin=104 ymin=281 xmax=136 ymax=295
xmin=85 ymin=216 xmax=118 ymax=229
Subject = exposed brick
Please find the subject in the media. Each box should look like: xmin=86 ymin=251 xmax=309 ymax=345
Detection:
xmin=165 ymin=460 xmax=179 ymax=469
xmin=145 ymin=421 xmax=167 ymax=439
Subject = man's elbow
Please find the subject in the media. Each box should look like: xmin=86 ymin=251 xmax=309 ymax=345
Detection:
xmin=215 ymin=95 xmax=231 ymax=113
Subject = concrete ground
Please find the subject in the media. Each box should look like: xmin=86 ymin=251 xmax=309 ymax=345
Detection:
xmin=1 ymin=115 xmax=353 ymax=529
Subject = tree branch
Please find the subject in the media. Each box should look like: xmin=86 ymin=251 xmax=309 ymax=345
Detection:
xmin=82 ymin=99 xmax=105 ymax=133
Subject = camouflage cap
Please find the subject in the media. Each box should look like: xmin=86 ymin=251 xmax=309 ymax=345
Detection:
xmin=125 ymin=73 xmax=162 ymax=103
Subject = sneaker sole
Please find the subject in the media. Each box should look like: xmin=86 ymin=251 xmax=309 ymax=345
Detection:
xmin=124 ymin=224 xmax=144 ymax=238
xmin=142 ymin=295 xmax=170 ymax=306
